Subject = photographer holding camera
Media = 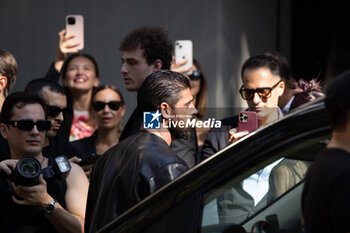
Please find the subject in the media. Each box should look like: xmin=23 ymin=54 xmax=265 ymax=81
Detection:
xmin=0 ymin=92 xmax=89 ymax=233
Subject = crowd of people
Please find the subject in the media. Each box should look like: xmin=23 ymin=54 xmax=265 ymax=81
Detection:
xmin=0 ymin=24 xmax=348 ymax=233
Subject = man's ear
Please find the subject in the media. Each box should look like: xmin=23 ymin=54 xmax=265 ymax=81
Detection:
xmin=0 ymin=75 xmax=8 ymax=93
xmin=0 ymin=123 xmax=9 ymax=140
xmin=160 ymin=102 xmax=172 ymax=120
xmin=277 ymin=80 xmax=285 ymax=97
xmin=152 ymin=59 xmax=162 ymax=72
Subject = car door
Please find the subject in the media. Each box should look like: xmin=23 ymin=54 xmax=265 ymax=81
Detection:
xmin=200 ymin=130 xmax=331 ymax=233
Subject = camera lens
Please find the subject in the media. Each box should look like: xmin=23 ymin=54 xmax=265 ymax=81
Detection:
xmin=12 ymin=157 xmax=41 ymax=186
xmin=21 ymin=160 xmax=39 ymax=176
xmin=67 ymin=17 xmax=76 ymax=25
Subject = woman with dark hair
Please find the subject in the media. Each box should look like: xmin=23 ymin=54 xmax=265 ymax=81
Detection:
xmin=43 ymin=29 xmax=101 ymax=142
xmin=60 ymin=53 xmax=100 ymax=141
xmin=71 ymin=84 xmax=126 ymax=158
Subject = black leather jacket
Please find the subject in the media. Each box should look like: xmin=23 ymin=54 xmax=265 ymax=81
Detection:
xmin=85 ymin=131 xmax=188 ymax=233
xmin=119 ymin=106 xmax=198 ymax=168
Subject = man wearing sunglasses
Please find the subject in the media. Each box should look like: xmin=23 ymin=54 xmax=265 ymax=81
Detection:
xmin=24 ymin=78 xmax=81 ymax=160
xmin=200 ymin=54 xmax=285 ymax=224
xmin=0 ymin=92 xmax=89 ymax=233
xmin=201 ymin=54 xmax=285 ymax=159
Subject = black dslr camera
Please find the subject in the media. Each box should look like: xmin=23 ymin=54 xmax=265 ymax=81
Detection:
xmin=12 ymin=155 xmax=71 ymax=186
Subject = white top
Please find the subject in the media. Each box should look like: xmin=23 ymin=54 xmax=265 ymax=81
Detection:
xmin=243 ymin=158 xmax=283 ymax=205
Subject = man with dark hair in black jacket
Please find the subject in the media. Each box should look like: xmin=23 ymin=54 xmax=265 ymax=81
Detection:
xmin=118 ymin=26 xmax=199 ymax=167
xmin=85 ymin=70 xmax=197 ymax=233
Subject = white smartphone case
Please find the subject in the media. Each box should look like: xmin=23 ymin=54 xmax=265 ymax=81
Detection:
xmin=175 ymin=40 xmax=193 ymax=75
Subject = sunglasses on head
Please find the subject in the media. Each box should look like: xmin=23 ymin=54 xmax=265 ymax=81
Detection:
xmin=239 ymin=80 xmax=282 ymax=100
xmin=6 ymin=120 xmax=51 ymax=131
xmin=47 ymin=105 xmax=72 ymax=118
xmin=188 ymin=70 xmax=201 ymax=81
xmin=91 ymin=101 xmax=122 ymax=111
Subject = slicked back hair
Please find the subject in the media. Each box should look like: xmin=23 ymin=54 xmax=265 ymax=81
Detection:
xmin=137 ymin=70 xmax=190 ymax=113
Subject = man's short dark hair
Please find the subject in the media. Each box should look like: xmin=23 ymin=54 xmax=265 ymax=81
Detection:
xmin=0 ymin=49 xmax=17 ymax=97
xmin=1 ymin=92 xmax=48 ymax=123
xmin=24 ymin=78 xmax=66 ymax=96
xmin=119 ymin=26 xmax=173 ymax=69
xmin=264 ymin=51 xmax=295 ymax=88
xmin=241 ymin=54 xmax=282 ymax=78
xmin=325 ymin=70 xmax=350 ymax=130
xmin=137 ymin=70 xmax=190 ymax=112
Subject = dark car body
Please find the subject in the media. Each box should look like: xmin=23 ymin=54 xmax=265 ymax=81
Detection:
xmin=98 ymin=98 xmax=331 ymax=233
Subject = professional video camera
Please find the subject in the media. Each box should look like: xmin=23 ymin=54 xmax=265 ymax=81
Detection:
xmin=11 ymin=155 xmax=71 ymax=186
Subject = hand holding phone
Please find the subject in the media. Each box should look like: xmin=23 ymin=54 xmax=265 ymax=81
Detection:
xmin=65 ymin=15 xmax=84 ymax=50
xmin=174 ymin=40 xmax=193 ymax=75
xmin=228 ymin=128 xmax=249 ymax=144
xmin=238 ymin=111 xmax=258 ymax=133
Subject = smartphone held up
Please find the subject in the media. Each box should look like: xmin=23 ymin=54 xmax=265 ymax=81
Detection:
xmin=237 ymin=111 xmax=258 ymax=133
xmin=65 ymin=14 xmax=84 ymax=50
xmin=175 ymin=40 xmax=193 ymax=75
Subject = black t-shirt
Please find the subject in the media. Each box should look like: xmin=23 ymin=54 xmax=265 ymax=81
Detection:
xmin=302 ymin=148 xmax=350 ymax=233
xmin=42 ymin=135 xmax=81 ymax=159
xmin=0 ymin=134 xmax=10 ymax=160
xmin=70 ymin=133 xmax=96 ymax=159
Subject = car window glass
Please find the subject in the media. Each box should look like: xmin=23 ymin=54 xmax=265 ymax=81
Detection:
xmin=201 ymin=133 xmax=330 ymax=233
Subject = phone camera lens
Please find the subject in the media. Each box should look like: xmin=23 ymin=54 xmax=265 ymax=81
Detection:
xmin=239 ymin=113 xmax=248 ymax=122
xmin=68 ymin=17 xmax=76 ymax=25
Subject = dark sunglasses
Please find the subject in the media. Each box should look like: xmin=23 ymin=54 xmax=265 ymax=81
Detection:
xmin=6 ymin=120 xmax=51 ymax=131
xmin=91 ymin=101 xmax=122 ymax=111
xmin=188 ymin=70 xmax=201 ymax=81
xmin=47 ymin=105 xmax=73 ymax=118
xmin=239 ymin=80 xmax=282 ymax=100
